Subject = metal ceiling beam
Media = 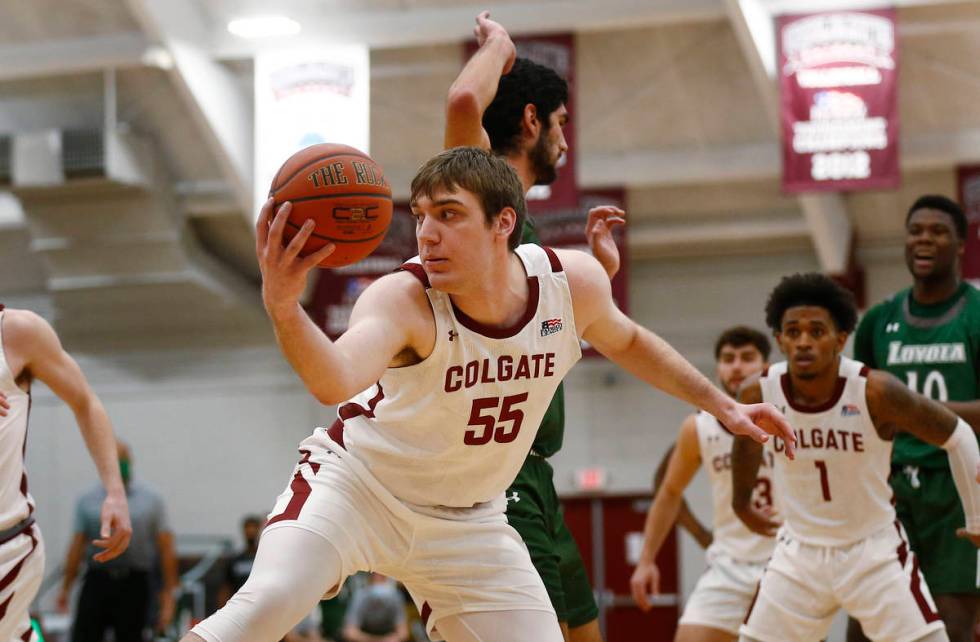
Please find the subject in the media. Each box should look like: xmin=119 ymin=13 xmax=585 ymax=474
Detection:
xmin=0 ymin=33 xmax=153 ymax=82
xmin=125 ymin=0 xmax=253 ymax=218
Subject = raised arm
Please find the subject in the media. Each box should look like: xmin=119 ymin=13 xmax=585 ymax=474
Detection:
xmin=559 ymin=249 xmax=796 ymax=455
xmin=257 ymin=199 xmax=428 ymax=405
xmin=444 ymin=11 xmax=516 ymax=150
xmin=5 ymin=310 xmax=132 ymax=561
xmin=866 ymin=369 xmax=980 ymax=542
xmin=630 ymin=415 xmax=704 ymax=610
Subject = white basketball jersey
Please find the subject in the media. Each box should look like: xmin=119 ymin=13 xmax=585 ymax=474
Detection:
xmin=696 ymin=411 xmax=777 ymax=562
xmin=332 ymin=244 xmax=581 ymax=509
xmin=0 ymin=309 xmax=35 ymax=529
xmin=760 ymin=357 xmax=894 ymax=546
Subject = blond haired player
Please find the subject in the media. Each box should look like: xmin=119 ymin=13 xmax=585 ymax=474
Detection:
xmin=184 ymin=148 xmax=794 ymax=642
xmin=0 ymin=306 xmax=131 ymax=641
xmin=733 ymin=274 xmax=980 ymax=642
xmin=631 ymin=327 xmax=775 ymax=642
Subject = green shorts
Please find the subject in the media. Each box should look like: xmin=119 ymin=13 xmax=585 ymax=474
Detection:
xmin=506 ymin=454 xmax=599 ymax=627
xmin=891 ymin=463 xmax=980 ymax=595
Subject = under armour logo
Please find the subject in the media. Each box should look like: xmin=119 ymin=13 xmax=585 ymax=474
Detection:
xmin=448 ymin=330 xmax=458 ymax=342
xmin=903 ymin=465 xmax=921 ymax=489
xmin=886 ymin=322 xmax=900 ymax=333
xmin=506 ymin=491 xmax=520 ymax=504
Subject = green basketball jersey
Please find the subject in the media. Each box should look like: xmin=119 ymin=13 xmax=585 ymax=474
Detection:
xmin=854 ymin=282 xmax=980 ymax=468
xmin=522 ymin=217 xmax=564 ymax=457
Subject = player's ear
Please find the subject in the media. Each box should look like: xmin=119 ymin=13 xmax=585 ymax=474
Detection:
xmin=835 ymin=330 xmax=849 ymax=352
xmin=522 ymin=104 xmax=540 ymax=141
xmin=494 ymin=207 xmax=517 ymax=241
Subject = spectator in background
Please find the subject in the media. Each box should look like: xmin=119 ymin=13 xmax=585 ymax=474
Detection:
xmin=218 ymin=515 xmax=263 ymax=608
xmin=58 ymin=440 xmax=178 ymax=642
xmin=342 ymin=573 xmax=409 ymax=642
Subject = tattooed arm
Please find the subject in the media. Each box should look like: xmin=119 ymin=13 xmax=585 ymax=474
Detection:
xmin=867 ymin=369 xmax=980 ymax=543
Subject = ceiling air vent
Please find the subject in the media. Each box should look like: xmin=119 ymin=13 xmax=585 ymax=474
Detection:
xmin=61 ymin=129 xmax=105 ymax=179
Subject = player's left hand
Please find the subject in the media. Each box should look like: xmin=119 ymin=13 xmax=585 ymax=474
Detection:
xmin=735 ymin=504 xmax=782 ymax=537
xmin=92 ymin=490 xmax=132 ymax=562
xmin=724 ymin=403 xmax=796 ymax=460
xmin=585 ymin=206 xmax=626 ymax=279
xmin=956 ymin=527 xmax=980 ymax=548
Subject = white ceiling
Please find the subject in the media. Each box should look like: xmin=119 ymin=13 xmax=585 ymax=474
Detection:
xmin=2 ymin=0 xmax=980 ymax=341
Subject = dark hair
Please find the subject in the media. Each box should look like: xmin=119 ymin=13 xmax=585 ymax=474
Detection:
xmin=765 ymin=273 xmax=858 ymax=333
xmin=241 ymin=514 xmax=263 ymax=528
xmin=410 ymin=147 xmax=527 ymax=250
xmin=906 ymin=194 xmax=967 ymax=240
xmin=483 ymin=58 xmax=569 ymax=155
xmin=715 ymin=326 xmax=771 ymax=360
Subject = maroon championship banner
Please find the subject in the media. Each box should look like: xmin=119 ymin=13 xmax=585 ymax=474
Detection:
xmin=956 ymin=166 xmax=980 ymax=283
xmin=779 ymin=9 xmax=899 ymax=193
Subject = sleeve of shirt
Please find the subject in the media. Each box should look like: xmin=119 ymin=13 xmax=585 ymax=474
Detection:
xmin=853 ymin=303 xmax=881 ymax=368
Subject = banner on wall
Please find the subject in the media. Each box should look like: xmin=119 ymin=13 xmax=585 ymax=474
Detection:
xmin=254 ymin=46 xmax=370 ymax=220
xmin=779 ymin=9 xmax=899 ymax=193
xmin=956 ymin=166 xmax=980 ymax=283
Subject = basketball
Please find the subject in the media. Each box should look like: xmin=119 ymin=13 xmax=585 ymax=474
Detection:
xmin=268 ymin=143 xmax=393 ymax=268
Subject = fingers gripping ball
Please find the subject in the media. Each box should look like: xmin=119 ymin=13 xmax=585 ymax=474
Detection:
xmin=269 ymin=143 xmax=393 ymax=268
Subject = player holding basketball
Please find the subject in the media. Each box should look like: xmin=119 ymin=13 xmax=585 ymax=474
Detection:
xmin=848 ymin=195 xmax=980 ymax=642
xmin=184 ymin=147 xmax=794 ymax=642
xmin=444 ymin=13 xmax=622 ymax=641
xmin=0 ymin=307 xmax=131 ymax=641
xmin=631 ymin=326 xmax=775 ymax=642
xmin=732 ymin=273 xmax=980 ymax=642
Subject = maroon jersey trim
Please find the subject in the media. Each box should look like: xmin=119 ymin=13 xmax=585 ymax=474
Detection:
xmin=779 ymin=374 xmax=846 ymax=413
xmin=397 ymin=263 xmax=430 ymax=289
xmin=0 ymin=529 xmax=37 ymax=620
xmin=451 ymin=277 xmax=540 ymax=339
xmin=421 ymin=602 xmax=432 ymax=626
xmin=542 ymin=247 xmax=563 ymax=273
xmin=327 ymin=383 xmax=386 ymax=450
xmin=266 ymin=449 xmax=322 ymax=526
xmin=894 ymin=521 xmax=941 ymax=623
xmin=859 ymin=365 xmax=870 ymax=378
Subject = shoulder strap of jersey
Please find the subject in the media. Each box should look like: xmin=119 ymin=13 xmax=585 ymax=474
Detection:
xmin=396 ymin=258 xmax=430 ymax=289
xmin=515 ymin=244 xmax=564 ymax=277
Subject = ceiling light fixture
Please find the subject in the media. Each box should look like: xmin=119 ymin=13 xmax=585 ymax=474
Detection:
xmin=227 ymin=15 xmax=301 ymax=39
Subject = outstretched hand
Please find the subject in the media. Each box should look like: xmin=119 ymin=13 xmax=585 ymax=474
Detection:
xmin=474 ymin=11 xmax=516 ymax=75
xmin=93 ymin=492 xmax=131 ymax=562
xmin=629 ymin=560 xmax=661 ymax=611
xmin=585 ymin=206 xmax=626 ymax=279
xmin=256 ymin=198 xmax=336 ymax=315
xmin=724 ymin=403 xmax=796 ymax=460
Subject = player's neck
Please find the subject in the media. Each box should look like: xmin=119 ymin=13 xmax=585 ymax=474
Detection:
xmin=450 ymin=252 xmax=529 ymax=328
xmin=911 ymin=272 xmax=960 ymax=306
xmin=786 ymin=356 xmax=841 ymax=408
xmin=507 ymin=154 xmax=536 ymax=194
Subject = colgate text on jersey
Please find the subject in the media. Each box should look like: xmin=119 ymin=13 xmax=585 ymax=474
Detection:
xmin=444 ymin=352 xmax=557 ymax=392
xmin=773 ymin=427 xmax=866 ymax=453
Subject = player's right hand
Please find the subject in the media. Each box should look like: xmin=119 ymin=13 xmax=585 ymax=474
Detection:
xmin=92 ymin=490 xmax=132 ymax=562
xmin=474 ymin=11 xmax=516 ymax=74
xmin=629 ymin=560 xmax=660 ymax=611
xmin=256 ymin=198 xmax=336 ymax=315
xmin=734 ymin=504 xmax=781 ymax=537
xmin=725 ymin=402 xmax=796 ymax=460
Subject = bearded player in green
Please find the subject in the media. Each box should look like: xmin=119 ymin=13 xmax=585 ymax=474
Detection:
xmin=850 ymin=195 xmax=980 ymax=642
xmin=443 ymin=12 xmax=626 ymax=642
